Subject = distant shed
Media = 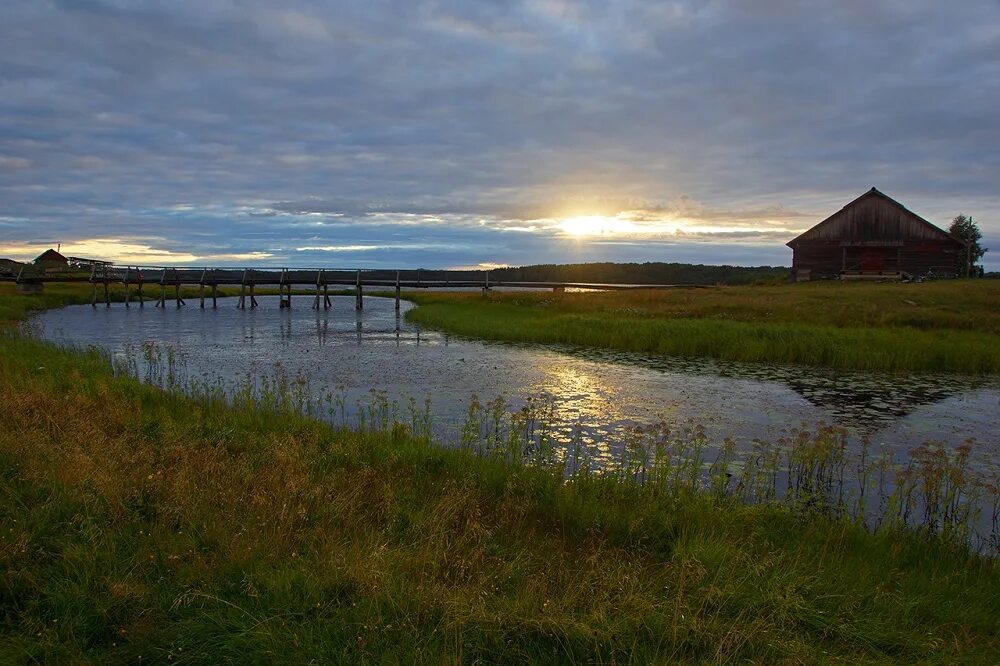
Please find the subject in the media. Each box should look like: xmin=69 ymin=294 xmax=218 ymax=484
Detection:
xmin=786 ymin=188 xmax=965 ymax=280
xmin=0 ymin=258 xmax=23 ymax=276
xmin=34 ymin=248 xmax=69 ymax=265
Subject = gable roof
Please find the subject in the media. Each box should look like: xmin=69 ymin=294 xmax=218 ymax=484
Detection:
xmin=34 ymin=248 xmax=69 ymax=263
xmin=787 ymin=188 xmax=964 ymax=247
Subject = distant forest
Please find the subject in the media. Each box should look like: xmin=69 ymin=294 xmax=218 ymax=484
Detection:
xmin=485 ymin=262 xmax=790 ymax=285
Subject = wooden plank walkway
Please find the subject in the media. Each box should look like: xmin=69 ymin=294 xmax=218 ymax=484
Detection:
xmin=3 ymin=264 xmax=711 ymax=310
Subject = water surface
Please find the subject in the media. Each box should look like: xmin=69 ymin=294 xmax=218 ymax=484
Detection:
xmin=33 ymin=295 xmax=1000 ymax=469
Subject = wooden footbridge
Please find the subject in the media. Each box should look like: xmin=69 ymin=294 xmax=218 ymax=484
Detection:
xmin=5 ymin=264 xmax=707 ymax=311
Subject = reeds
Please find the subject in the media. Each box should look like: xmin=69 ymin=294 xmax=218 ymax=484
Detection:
xmin=108 ymin=339 xmax=1000 ymax=554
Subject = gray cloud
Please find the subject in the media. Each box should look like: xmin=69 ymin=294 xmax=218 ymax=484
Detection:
xmin=1 ymin=0 xmax=997 ymax=269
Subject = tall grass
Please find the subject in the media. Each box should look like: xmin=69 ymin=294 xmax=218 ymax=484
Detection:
xmin=2 ymin=285 xmax=1000 ymax=662
xmin=405 ymin=281 xmax=1000 ymax=373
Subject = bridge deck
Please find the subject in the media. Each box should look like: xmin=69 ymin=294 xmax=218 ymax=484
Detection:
xmin=2 ymin=265 xmax=709 ymax=291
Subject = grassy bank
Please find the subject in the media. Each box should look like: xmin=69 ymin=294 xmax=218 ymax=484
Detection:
xmin=405 ymin=280 xmax=1000 ymax=374
xmin=2 ymin=286 xmax=1000 ymax=662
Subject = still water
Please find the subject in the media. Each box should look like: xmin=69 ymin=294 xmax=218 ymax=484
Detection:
xmin=33 ymin=295 xmax=1000 ymax=468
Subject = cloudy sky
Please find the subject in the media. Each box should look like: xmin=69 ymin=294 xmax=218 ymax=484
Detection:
xmin=1 ymin=0 xmax=997 ymax=269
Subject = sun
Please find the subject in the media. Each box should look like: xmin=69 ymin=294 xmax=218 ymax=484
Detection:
xmin=558 ymin=215 xmax=633 ymax=237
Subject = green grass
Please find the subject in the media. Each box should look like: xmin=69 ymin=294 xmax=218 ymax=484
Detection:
xmin=404 ymin=281 xmax=1000 ymax=374
xmin=1 ymin=285 xmax=999 ymax=662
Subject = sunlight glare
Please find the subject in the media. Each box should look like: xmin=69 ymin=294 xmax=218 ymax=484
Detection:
xmin=558 ymin=215 xmax=635 ymax=237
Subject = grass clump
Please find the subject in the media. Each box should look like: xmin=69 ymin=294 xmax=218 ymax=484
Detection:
xmin=405 ymin=280 xmax=1000 ymax=373
xmin=1 ymin=285 xmax=999 ymax=662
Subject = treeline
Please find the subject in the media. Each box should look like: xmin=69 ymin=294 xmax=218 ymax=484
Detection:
xmin=486 ymin=262 xmax=789 ymax=285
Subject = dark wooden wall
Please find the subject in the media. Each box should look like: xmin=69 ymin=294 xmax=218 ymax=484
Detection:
xmin=792 ymin=240 xmax=962 ymax=278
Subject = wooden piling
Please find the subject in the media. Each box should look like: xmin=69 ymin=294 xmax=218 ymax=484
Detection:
xmin=212 ymin=283 xmax=218 ymax=308
xmin=250 ymin=284 xmax=258 ymax=308
xmin=355 ymin=270 xmax=363 ymax=311
xmin=238 ymin=269 xmax=247 ymax=309
xmin=137 ymin=275 xmax=144 ymax=308
xmin=279 ymin=268 xmax=290 ymax=308
xmin=123 ymin=267 xmax=130 ymax=308
xmin=324 ymin=284 xmax=331 ymax=309
xmin=395 ymin=271 xmax=401 ymax=312
xmin=103 ymin=269 xmax=110 ymax=307
xmin=90 ymin=264 xmax=97 ymax=308
xmin=173 ymin=269 xmax=184 ymax=306
xmin=313 ymin=270 xmax=322 ymax=310
xmin=199 ymin=268 xmax=206 ymax=308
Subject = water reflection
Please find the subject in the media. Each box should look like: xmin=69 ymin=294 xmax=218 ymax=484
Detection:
xmin=32 ymin=295 xmax=1000 ymax=469
xmin=566 ymin=346 xmax=993 ymax=434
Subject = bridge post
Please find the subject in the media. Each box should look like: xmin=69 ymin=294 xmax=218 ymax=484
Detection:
xmin=156 ymin=269 xmax=166 ymax=308
xmin=137 ymin=270 xmax=144 ymax=308
xmin=103 ymin=265 xmax=110 ymax=307
xmin=313 ymin=270 xmax=321 ymax=310
xmin=123 ymin=266 xmax=130 ymax=308
xmin=199 ymin=268 xmax=206 ymax=308
xmin=173 ymin=269 xmax=185 ymax=307
xmin=238 ymin=269 xmax=247 ymax=309
xmin=395 ymin=271 xmax=401 ymax=312
xmin=355 ymin=270 xmax=363 ymax=311
xmin=250 ymin=280 xmax=258 ymax=308
xmin=279 ymin=268 xmax=290 ymax=308
xmin=483 ymin=271 xmax=490 ymax=294
xmin=324 ymin=283 xmax=331 ymax=309
xmin=90 ymin=263 xmax=97 ymax=308
xmin=211 ymin=271 xmax=218 ymax=308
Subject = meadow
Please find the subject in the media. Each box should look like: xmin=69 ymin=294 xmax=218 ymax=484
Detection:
xmin=1 ymin=283 xmax=999 ymax=662
xmin=406 ymin=280 xmax=1000 ymax=374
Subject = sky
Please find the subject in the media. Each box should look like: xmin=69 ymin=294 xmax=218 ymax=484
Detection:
xmin=1 ymin=0 xmax=998 ymax=270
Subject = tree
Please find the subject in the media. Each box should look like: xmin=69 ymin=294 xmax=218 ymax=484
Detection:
xmin=949 ymin=214 xmax=988 ymax=277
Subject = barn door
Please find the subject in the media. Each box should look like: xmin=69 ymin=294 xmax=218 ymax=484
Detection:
xmin=859 ymin=247 xmax=887 ymax=271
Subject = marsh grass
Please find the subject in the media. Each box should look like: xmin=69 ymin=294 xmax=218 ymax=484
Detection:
xmin=405 ymin=281 xmax=1000 ymax=373
xmin=2 ymin=285 xmax=1000 ymax=662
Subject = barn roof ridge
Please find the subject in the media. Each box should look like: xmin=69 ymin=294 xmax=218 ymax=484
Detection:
xmin=786 ymin=187 xmax=961 ymax=247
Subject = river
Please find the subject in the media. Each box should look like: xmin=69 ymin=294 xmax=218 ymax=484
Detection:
xmin=32 ymin=295 xmax=1000 ymax=472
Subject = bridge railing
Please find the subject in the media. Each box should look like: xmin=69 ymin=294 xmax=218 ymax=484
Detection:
xmin=4 ymin=263 xmax=709 ymax=294
xmin=8 ymin=264 xmax=498 ymax=286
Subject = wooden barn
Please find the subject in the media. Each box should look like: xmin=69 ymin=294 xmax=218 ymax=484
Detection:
xmin=33 ymin=248 xmax=69 ymax=266
xmin=32 ymin=248 xmax=70 ymax=275
xmin=787 ymin=188 xmax=965 ymax=280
